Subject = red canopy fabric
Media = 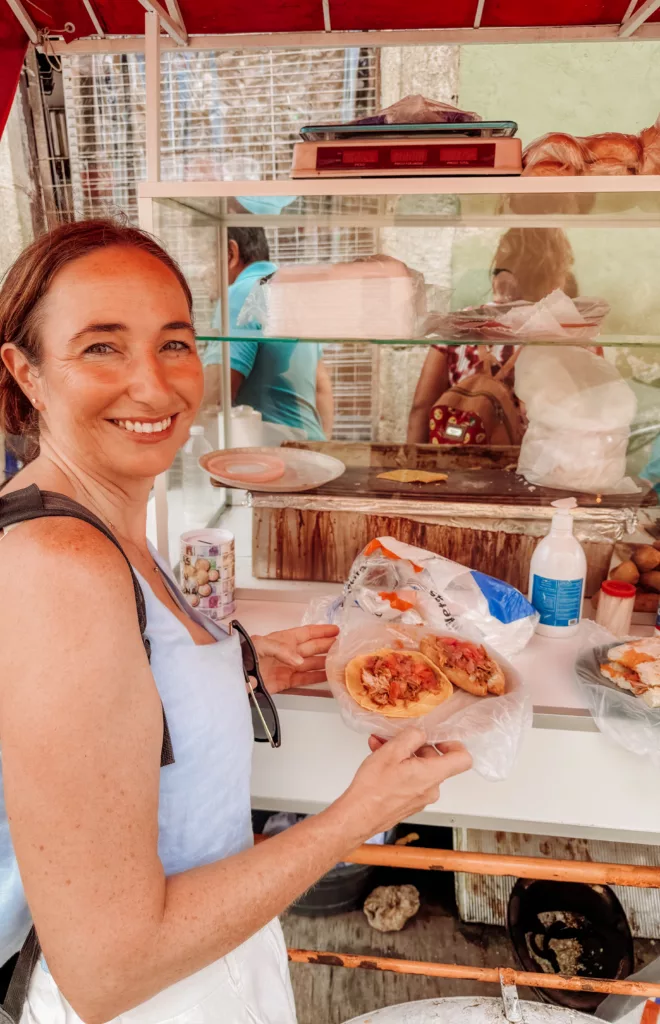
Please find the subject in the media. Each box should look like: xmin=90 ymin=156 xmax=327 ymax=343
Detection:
xmin=0 ymin=9 xmax=27 ymax=137
xmin=1 ymin=0 xmax=659 ymax=135
xmin=3 ymin=0 xmax=660 ymax=42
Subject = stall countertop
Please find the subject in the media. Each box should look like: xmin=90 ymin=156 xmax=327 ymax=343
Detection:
xmin=234 ymin=598 xmax=659 ymax=843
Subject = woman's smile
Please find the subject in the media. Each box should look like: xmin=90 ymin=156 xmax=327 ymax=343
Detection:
xmin=110 ymin=413 xmax=177 ymax=441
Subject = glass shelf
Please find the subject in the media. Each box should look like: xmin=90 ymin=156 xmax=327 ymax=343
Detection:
xmin=141 ymin=182 xmax=660 ymax=518
xmin=196 ymin=334 xmax=660 ymax=348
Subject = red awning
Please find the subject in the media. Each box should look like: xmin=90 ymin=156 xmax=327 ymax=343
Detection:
xmin=3 ymin=0 xmax=660 ymax=38
xmin=1 ymin=0 xmax=659 ymax=135
xmin=0 ymin=6 xmax=28 ymax=137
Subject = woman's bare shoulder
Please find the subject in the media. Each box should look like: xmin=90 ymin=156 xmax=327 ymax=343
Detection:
xmin=0 ymin=516 xmax=138 ymax=641
xmin=1 ymin=514 xmax=127 ymax=578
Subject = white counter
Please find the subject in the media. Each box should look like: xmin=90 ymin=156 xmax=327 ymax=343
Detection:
xmin=234 ymin=597 xmax=660 ymax=845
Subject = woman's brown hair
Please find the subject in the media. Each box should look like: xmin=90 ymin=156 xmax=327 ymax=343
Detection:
xmin=0 ymin=218 xmax=193 ymax=443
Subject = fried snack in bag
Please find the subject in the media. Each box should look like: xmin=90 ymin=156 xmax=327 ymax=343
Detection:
xmin=326 ymin=620 xmax=530 ymax=781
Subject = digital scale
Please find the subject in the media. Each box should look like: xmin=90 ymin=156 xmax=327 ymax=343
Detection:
xmin=291 ymin=136 xmax=523 ymax=178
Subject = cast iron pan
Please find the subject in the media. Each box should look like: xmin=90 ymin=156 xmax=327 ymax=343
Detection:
xmin=507 ymin=879 xmax=634 ymax=1013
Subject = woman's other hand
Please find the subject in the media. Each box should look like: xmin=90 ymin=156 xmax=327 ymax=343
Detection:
xmin=252 ymin=624 xmax=339 ymax=694
xmin=338 ymin=728 xmax=472 ymax=842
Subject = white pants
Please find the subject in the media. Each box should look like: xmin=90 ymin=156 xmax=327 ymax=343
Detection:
xmin=20 ymin=920 xmax=297 ymax=1024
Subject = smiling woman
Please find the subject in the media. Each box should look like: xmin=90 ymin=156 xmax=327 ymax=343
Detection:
xmin=0 ymin=220 xmax=471 ymax=1024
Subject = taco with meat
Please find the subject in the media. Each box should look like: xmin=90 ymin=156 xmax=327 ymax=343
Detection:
xmin=420 ymin=635 xmax=506 ymax=698
xmin=345 ymin=648 xmax=453 ymax=718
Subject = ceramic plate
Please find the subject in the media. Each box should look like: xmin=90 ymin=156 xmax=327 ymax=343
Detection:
xmin=200 ymin=446 xmax=346 ymax=493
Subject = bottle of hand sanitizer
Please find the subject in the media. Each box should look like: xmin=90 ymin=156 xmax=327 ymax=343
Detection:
xmin=529 ymin=498 xmax=587 ymax=638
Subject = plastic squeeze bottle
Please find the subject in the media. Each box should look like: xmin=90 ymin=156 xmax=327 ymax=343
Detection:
xmin=528 ymin=498 xmax=587 ymax=638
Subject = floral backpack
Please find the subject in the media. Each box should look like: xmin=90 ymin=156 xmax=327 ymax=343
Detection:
xmin=428 ymin=348 xmax=524 ymax=446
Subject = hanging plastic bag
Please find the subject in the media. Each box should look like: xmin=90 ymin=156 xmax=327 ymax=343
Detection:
xmin=303 ymin=537 xmax=538 ymax=659
xmin=325 ymin=619 xmax=530 ymax=781
xmin=514 ymin=346 xmax=637 ymax=492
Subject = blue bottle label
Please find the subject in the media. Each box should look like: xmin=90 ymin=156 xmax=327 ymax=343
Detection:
xmin=531 ymin=575 xmax=583 ymax=627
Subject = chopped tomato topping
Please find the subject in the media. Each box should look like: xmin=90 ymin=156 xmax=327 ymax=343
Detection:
xmin=360 ymin=651 xmax=438 ymax=707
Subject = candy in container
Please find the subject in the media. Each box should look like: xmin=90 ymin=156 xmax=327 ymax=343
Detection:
xmin=180 ymin=528 xmax=235 ymax=621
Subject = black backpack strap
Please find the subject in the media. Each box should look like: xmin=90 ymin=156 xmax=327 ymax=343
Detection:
xmin=1 ymin=929 xmax=39 ymax=1024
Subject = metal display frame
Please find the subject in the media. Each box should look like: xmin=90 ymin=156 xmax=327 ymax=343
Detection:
xmin=89 ymin=8 xmax=660 ymax=1000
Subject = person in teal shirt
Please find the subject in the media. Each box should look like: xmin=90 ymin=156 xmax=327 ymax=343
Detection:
xmin=204 ymin=228 xmax=333 ymax=441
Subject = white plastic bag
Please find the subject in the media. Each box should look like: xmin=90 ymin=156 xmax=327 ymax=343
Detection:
xmin=303 ymin=537 xmax=538 ymax=659
xmin=325 ymin=619 xmax=531 ymax=781
xmin=515 ymin=346 xmax=637 ymax=492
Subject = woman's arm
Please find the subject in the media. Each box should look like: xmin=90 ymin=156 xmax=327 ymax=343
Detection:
xmin=407 ymin=347 xmax=450 ymax=443
xmin=315 ymin=359 xmax=334 ymax=438
xmin=0 ymin=519 xmax=470 ymax=1024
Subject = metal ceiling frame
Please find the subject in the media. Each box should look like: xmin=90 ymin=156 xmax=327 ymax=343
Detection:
xmin=136 ymin=0 xmax=188 ymax=46
xmin=619 ymin=0 xmax=660 ymax=35
xmin=3 ymin=0 xmax=660 ymax=51
xmin=81 ymin=0 xmax=105 ymax=38
xmin=41 ymin=22 xmax=660 ymax=55
xmin=4 ymin=0 xmax=38 ymax=44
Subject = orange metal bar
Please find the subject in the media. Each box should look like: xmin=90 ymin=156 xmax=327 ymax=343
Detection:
xmin=288 ymin=951 xmax=660 ymax=997
xmin=344 ymin=844 xmax=660 ymax=888
xmin=254 ymin=836 xmax=660 ymax=888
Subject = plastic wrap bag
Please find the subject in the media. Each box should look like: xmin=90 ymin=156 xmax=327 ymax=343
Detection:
xmin=303 ymin=537 xmax=538 ymax=659
xmin=325 ymin=619 xmax=531 ymax=780
xmin=515 ymin=346 xmax=637 ymax=493
xmin=352 ymin=94 xmax=480 ymax=126
xmin=575 ymin=629 xmax=660 ymax=766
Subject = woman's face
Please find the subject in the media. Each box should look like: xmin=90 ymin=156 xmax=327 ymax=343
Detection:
xmin=27 ymin=245 xmax=203 ymax=483
xmin=491 ymin=269 xmax=520 ymax=304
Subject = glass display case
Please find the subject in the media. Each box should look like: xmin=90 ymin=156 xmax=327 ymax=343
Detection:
xmin=139 ymin=179 xmax=660 ymax=597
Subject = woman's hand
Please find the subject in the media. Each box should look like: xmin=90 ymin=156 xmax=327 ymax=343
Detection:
xmin=252 ymin=624 xmax=339 ymax=694
xmin=336 ymin=728 xmax=472 ymax=844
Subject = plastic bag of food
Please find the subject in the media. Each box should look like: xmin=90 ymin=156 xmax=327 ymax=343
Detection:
xmin=575 ymin=626 xmax=660 ymax=766
xmin=515 ymin=346 xmax=637 ymax=493
xmin=352 ymin=94 xmax=480 ymax=126
xmin=325 ymin=619 xmax=530 ymax=780
xmin=303 ymin=537 xmax=538 ymax=659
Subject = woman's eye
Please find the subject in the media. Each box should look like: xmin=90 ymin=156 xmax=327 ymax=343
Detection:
xmin=84 ymin=342 xmax=115 ymax=355
xmin=162 ymin=340 xmax=192 ymax=352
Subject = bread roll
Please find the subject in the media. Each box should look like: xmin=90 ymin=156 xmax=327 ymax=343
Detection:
xmin=610 ymin=560 xmax=640 ymax=585
xmin=639 ymin=122 xmax=660 ymax=175
xmin=523 ymin=133 xmax=588 ymax=173
xmin=640 ymin=571 xmax=660 ymax=593
xmin=583 ymin=133 xmax=641 ymax=170
xmin=633 ymin=545 xmax=660 ymax=572
xmin=521 ymin=160 xmax=576 ymax=177
xmin=584 ymin=158 xmax=635 ymax=176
